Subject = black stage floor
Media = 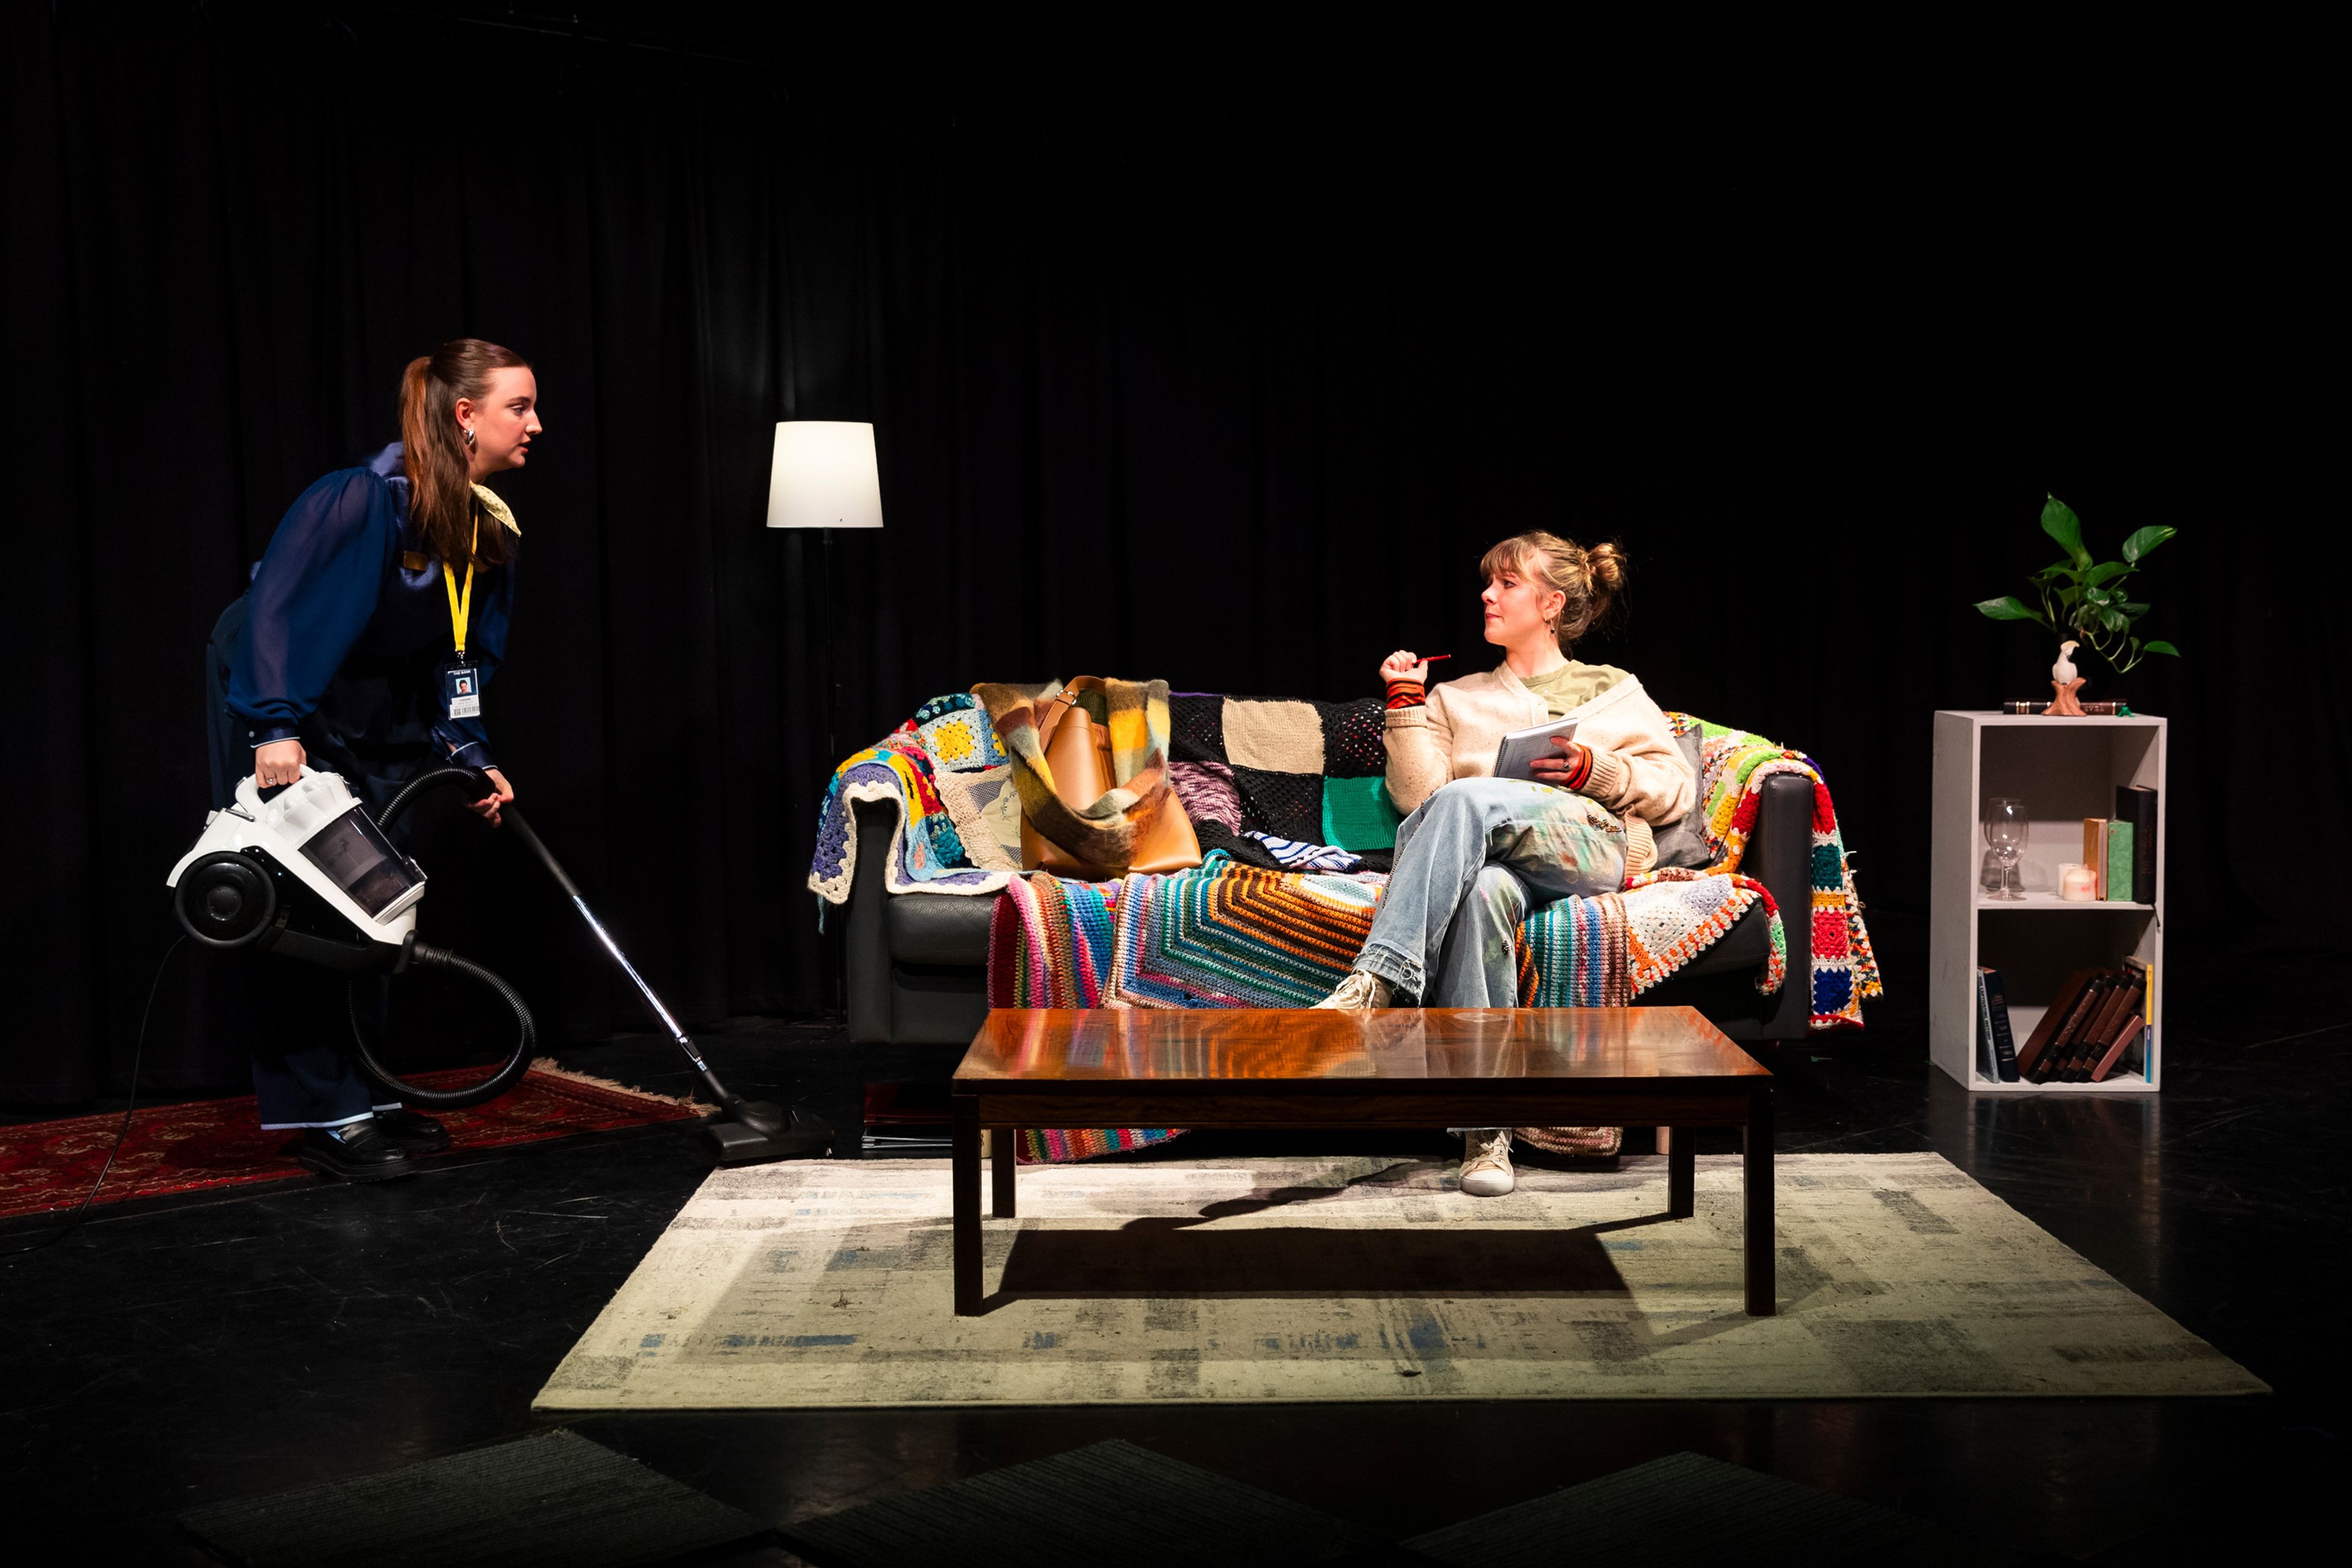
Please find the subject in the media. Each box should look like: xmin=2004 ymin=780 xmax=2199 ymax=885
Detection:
xmin=6 ymin=937 xmax=2346 ymax=1562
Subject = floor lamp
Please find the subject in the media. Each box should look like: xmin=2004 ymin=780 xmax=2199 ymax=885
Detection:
xmin=766 ymin=421 xmax=886 ymax=779
xmin=767 ymin=422 xmax=885 ymax=1022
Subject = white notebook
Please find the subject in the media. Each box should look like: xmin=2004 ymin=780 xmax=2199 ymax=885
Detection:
xmin=1493 ymin=715 xmax=1581 ymax=782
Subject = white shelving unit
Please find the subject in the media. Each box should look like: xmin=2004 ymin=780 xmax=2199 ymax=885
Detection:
xmin=1930 ymin=711 xmax=2166 ymax=1093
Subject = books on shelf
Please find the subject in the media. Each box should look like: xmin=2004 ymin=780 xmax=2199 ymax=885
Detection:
xmin=2115 ymin=783 xmax=2158 ymax=905
xmin=2013 ymin=960 xmax=2151 ymax=1083
xmin=1975 ymin=968 xmax=2021 ymax=1082
xmin=2081 ymin=818 xmax=2138 ymax=901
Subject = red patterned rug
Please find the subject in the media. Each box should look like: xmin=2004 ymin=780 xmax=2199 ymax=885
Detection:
xmin=0 ymin=1060 xmax=706 ymax=1219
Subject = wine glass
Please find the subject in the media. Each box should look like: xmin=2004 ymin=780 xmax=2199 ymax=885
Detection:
xmin=1981 ymin=797 xmax=2026 ymax=900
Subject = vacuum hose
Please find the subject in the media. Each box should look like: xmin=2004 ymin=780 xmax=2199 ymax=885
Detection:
xmin=348 ymin=940 xmax=538 ymax=1110
xmin=346 ymin=766 xmax=538 ymax=1110
xmin=379 ymin=766 xmax=496 ymax=832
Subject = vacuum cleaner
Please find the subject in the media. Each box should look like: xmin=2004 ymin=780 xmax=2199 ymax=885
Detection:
xmin=166 ymin=765 xmax=829 ymax=1163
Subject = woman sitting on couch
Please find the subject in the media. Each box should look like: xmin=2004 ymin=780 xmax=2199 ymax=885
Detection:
xmin=1314 ymin=530 xmax=1695 ymax=1196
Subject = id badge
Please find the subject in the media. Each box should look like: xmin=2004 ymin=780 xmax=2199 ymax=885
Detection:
xmin=442 ymin=662 xmax=483 ymax=720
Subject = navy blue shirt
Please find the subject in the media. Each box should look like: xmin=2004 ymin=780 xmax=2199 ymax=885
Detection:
xmin=227 ymin=443 xmax=515 ymax=770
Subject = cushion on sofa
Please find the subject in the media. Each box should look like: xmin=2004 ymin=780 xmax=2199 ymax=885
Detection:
xmin=1648 ymin=724 xmax=1715 ymax=870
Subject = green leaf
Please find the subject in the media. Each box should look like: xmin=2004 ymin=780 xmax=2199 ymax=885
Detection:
xmin=2041 ymin=495 xmax=2090 ymax=567
xmin=2084 ymin=560 xmax=2131 ymax=586
xmin=2144 ymin=639 xmax=2180 ymax=656
xmin=2103 ymin=608 xmax=2129 ymax=634
xmin=1975 ymin=595 xmax=2046 ymax=623
xmin=2120 ymin=601 xmax=2149 ymax=616
xmin=2120 ymin=525 xmax=2176 ymax=564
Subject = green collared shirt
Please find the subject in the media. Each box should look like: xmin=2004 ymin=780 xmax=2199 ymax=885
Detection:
xmin=1518 ymin=660 xmax=1628 ymax=719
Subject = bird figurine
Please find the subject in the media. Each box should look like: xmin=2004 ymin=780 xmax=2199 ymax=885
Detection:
xmin=2048 ymin=638 xmax=2087 ymax=715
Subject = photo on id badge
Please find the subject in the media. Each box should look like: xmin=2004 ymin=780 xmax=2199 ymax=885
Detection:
xmin=444 ymin=663 xmax=481 ymax=718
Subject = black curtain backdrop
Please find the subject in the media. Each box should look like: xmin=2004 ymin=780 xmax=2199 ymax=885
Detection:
xmin=6 ymin=4 xmax=2339 ymax=1100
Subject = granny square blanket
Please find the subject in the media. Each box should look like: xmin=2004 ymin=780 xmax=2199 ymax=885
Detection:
xmin=1661 ymin=713 xmax=1882 ymax=1030
xmin=808 ymin=693 xmax=1017 ymax=905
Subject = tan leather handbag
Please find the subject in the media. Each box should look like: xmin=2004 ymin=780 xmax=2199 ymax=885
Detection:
xmin=1019 ymin=688 xmax=1202 ymax=878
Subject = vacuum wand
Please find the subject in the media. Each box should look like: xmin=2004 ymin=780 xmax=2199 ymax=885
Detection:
xmin=499 ymin=814 xmax=715 ymax=1080
xmin=497 ymin=804 xmax=830 ymax=1161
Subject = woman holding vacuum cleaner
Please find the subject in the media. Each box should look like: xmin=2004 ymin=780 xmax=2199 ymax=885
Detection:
xmin=205 ymin=338 xmax=540 ymax=1182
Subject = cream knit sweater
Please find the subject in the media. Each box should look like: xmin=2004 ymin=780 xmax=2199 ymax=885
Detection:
xmin=1383 ymin=663 xmax=1695 ymax=877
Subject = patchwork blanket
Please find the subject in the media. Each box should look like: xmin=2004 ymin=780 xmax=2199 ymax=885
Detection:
xmin=1167 ymin=691 xmax=1401 ymax=852
xmin=1662 ymin=714 xmax=1882 ymax=1029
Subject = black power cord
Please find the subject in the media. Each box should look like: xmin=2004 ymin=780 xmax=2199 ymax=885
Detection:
xmin=2 ymin=937 xmax=186 ymax=1257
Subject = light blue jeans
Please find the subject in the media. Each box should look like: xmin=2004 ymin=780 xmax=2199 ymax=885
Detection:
xmin=1355 ymin=777 xmax=1628 ymax=1008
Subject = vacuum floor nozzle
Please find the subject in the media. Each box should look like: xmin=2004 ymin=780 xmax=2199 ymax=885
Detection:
xmin=703 ymin=1100 xmax=833 ymax=1164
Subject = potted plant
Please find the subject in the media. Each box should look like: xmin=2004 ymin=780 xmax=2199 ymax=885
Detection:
xmin=1975 ymin=496 xmax=2180 ymax=710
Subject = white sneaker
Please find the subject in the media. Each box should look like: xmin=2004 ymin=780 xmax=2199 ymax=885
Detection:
xmin=1460 ymin=1129 xmax=1515 ymax=1196
xmin=1312 ymin=970 xmax=1396 ymax=1009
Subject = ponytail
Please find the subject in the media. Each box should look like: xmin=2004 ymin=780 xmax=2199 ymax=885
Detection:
xmin=397 ymin=338 xmax=527 ymax=568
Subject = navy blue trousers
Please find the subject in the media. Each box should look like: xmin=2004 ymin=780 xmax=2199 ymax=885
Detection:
xmin=207 ymin=599 xmax=425 ymax=1128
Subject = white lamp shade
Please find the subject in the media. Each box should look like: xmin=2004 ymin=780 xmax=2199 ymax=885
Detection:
xmin=764 ymin=421 xmax=884 ymax=530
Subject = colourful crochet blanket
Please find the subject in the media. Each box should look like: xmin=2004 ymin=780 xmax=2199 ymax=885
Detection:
xmin=807 ymin=693 xmax=1017 ymax=904
xmin=986 ymin=854 xmax=1785 ymax=1161
xmin=1513 ymin=869 xmax=1787 ymax=1007
xmin=1662 ymin=714 xmax=1882 ymax=1029
xmin=990 ymin=857 xmax=1780 ymax=1014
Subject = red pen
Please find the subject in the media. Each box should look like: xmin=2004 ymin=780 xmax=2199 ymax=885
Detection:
xmin=1420 ymin=654 xmax=1452 ymax=663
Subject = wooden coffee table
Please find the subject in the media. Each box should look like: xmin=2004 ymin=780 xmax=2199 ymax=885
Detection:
xmin=951 ymin=1006 xmax=1774 ymax=1316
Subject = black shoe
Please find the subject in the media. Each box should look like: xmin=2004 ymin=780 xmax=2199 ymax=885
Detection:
xmin=373 ymin=1107 xmax=451 ymax=1155
xmin=295 ymin=1121 xmax=413 ymax=1183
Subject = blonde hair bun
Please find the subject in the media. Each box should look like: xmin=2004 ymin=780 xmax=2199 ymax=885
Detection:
xmin=1477 ymin=530 xmax=1628 ymax=652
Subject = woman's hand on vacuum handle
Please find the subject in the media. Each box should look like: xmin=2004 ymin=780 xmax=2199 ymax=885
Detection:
xmin=254 ymin=739 xmax=307 ymax=790
xmin=1378 ymin=649 xmax=1430 ymax=687
xmin=466 ymin=768 xmax=515 ymax=827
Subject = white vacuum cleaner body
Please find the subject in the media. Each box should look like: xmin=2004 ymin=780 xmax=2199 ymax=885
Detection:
xmin=168 ymin=769 xmax=425 ymax=968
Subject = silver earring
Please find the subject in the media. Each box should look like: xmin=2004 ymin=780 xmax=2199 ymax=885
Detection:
xmin=462 ymin=426 xmax=476 ymax=448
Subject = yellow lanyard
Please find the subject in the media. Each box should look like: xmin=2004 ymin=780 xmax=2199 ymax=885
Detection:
xmin=442 ymin=519 xmax=477 ymax=658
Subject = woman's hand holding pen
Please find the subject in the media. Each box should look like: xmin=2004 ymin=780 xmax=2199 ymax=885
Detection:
xmin=1378 ymin=650 xmax=1449 ymax=685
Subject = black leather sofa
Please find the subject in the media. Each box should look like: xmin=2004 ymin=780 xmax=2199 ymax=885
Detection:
xmin=843 ymin=771 xmax=1818 ymax=1046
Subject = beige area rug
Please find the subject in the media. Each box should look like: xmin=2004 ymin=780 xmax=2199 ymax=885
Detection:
xmin=534 ymin=1153 xmax=2264 ymax=1409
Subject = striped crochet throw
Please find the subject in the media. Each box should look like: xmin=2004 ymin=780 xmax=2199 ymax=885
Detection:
xmin=986 ymin=854 xmax=1784 ymax=1162
xmin=1663 ymin=712 xmax=1883 ymax=1029
xmin=1513 ymin=870 xmax=1787 ymax=1008
xmin=984 ymin=872 xmax=1187 ymax=1164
